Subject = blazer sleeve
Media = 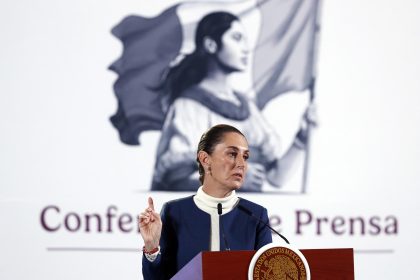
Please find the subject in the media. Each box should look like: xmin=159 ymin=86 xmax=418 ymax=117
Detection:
xmin=142 ymin=203 xmax=178 ymax=280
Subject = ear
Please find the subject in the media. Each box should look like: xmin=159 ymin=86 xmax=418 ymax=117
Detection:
xmin=203 ymin=36 xmax=218 ymax=54
xmin=198 ymin=150 xmax=211 ymax=167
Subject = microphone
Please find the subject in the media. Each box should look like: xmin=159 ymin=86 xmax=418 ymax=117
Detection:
xmin=217 ymin=203 xmax=230 ymax=251
xmin=237 ymin=204 xmax=290 ymax=244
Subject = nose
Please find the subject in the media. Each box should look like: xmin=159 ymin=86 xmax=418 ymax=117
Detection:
xmin=242 ymin=43 xmax=250 ymax=55
xmin=236 ymin=156 xmax=246 ymax=169
xmin=241 ymin=37 xmax=250 ymax=54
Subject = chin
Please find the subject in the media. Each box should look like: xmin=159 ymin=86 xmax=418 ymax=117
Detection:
xmin=217 ymin=59 xmax=245 ymax=73
xmin=229 ymin=64 xmax=246 ymax=72
xmin=229 ymin=181 xmax=243 ymax=190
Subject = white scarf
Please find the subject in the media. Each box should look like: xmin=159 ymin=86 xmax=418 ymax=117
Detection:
xmin=193 ymin=186 xmax=239 ymax=251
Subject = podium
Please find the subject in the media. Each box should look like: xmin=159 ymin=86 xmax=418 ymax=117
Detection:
xmin=171 ymin=248 xmax=354 ymax=280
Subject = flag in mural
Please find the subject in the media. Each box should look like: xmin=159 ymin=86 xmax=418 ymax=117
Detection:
xmin=253 ymin=0 xmax=319 ymax=109
xmin=109 ymin=0 xmax=321 ymax=193
xmin=109 ymin=5 xmax=183 ymax=145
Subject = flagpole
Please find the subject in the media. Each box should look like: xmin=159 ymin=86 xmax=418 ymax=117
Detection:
xmin=301 ymin=0 xmax=322 ymax=194
xmin=301 ymin=78 xmax=316 ymax=194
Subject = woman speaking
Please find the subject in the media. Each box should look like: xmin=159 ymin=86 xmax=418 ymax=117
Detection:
xmin=139 ymin=124 xmax=273 ymax=279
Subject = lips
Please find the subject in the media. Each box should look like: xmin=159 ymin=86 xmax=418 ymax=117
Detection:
xmin=232 ymin=173 xmax=243 ymax=179
xmin=241 ymin=57 xmax=248 ymax=65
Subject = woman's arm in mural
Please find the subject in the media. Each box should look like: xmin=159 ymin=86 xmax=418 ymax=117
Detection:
xmin=266 ymin=104 xmax=317 ymax=187
xmin=153 ymin=99 xmax=208 ymax=189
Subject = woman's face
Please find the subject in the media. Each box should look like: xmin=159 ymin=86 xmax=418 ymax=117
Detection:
xmin=206 ymin=132 xmax=249 ymax=191
xmin=216 ymin=21 xmax=249 ymax=72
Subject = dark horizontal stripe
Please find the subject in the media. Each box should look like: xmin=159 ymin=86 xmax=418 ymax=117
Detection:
xmin=47 ymin=247 xmax=394 ymax=254
xmin=47 ymin=247 xmax=139 ymax=252
xmin=355 ymin=249 xmax=394 ymax=254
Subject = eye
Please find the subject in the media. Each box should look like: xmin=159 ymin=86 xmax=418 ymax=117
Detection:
xmin=229 ymin=152 xmax=237 ymax=158
xmin=232 ymin=32 xmax=242 ymax=41
xmin=243 ymin=154 xmax=249 ymax=161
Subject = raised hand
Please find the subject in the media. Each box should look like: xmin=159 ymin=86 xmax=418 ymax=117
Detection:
xmin=302 ymin=103 xmax=318 ymax=129
xmin=242 ymin=162 xmax=266 ymax=192
xmin=292 ymin=103 xmax=318 ymax=149
xmin=138 ymin=197 xmax=162 ymax=251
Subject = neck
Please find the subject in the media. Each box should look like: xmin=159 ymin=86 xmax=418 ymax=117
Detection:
xmin=200 ymin=59 xmax=232 ymax=93
xmin=199 ymin=76 xmax=241 ymax=106
xmin=202 ymin=183 xmax=233 ymax=198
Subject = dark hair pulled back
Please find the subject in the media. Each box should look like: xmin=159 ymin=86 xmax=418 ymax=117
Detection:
xmin=163 ymin=12 xmax=239 ymax=104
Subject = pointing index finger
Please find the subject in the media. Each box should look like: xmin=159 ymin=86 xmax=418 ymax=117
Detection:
xmin=148 ymin=197 xmax=155 ymax=211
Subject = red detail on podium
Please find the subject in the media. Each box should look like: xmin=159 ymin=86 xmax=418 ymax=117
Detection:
xmin=171 ymin=248 xmax=354 ymax=280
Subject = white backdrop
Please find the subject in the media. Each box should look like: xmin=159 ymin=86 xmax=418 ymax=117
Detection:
xmin=1 ymin=0 xmax=420 ymax=279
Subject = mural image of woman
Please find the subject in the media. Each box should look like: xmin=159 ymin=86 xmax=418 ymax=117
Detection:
xmin=151 ymin=11 xmax=316 ymax=192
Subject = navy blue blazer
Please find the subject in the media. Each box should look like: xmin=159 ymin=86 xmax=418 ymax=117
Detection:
xmin=142 ymin=196 xmax=272 ymax=280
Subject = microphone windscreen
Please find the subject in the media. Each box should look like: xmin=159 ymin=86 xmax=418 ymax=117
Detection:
xmin=217 ymin=203 xmax=222 ymax=215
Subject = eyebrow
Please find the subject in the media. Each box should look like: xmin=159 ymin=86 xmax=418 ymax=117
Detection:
xmin=226 ymin=146 xmax=249 ymax=153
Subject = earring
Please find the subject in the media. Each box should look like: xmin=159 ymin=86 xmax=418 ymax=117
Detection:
xmin=208 ymin=46 xmax=216 ymax=54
